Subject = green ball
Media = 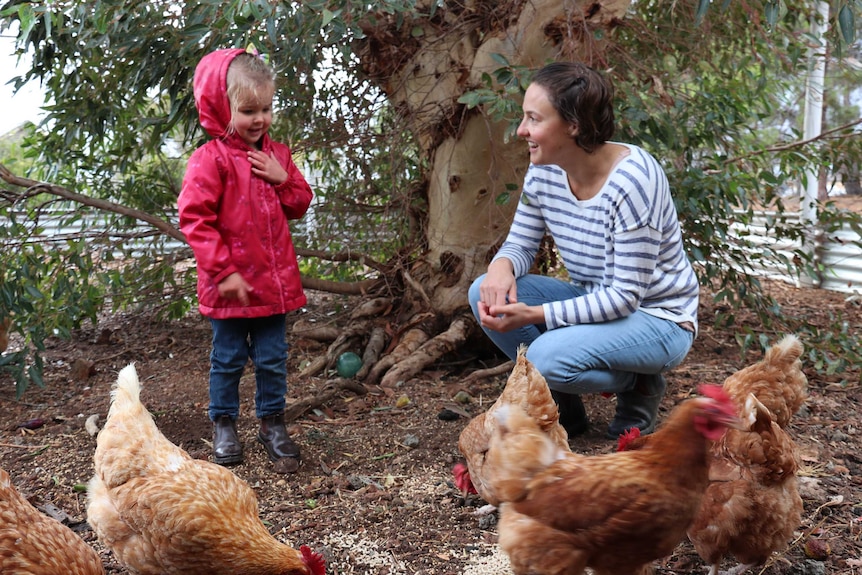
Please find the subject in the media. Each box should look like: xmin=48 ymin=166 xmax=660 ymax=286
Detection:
xmin=336 ymin=352 xmax=363 ymax=378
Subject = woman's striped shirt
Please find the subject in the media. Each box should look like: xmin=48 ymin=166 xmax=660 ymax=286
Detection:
xmin=492 ymin=144 xmax=699 ymax=332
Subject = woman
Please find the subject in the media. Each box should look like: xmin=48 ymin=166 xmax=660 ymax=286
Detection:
xmin=468 ymin=62 xmax=699 ymax=439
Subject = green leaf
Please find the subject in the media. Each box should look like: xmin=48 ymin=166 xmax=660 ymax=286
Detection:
xmin=24 ymin=285 xmax=45 ymax=300
xmin=764 ymin=0 xmax=784 ymax=27
xmin=490 ymin=53 xmax=510 ymax=66
xmin=322 ymin=8 xmax=335 ymax=27
xmin=837 ymin=4 xmax=855 ymax=44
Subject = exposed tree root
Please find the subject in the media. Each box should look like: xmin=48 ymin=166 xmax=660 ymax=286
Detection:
xmin=299 ymin=297 xmax=395 ymax=378
xmin=364 ymin=327 xmax=430 ymax=385
xmin=356 ymin=326 xmax=387 ymax=381
xmin=378 ymin=313 xmax=475 ymax=388
xmin=292 ymin=319 xmax=340 ymax=342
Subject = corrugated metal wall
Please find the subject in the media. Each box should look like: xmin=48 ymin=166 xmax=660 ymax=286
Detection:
xmin=728 ymin=210 xmax=862 ymax=295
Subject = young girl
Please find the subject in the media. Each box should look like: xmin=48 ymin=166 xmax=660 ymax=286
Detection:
xmin=469 ymin=62 xmax=699 ymax=440
xmin=178 ymin=48 xmax=313 ymax=473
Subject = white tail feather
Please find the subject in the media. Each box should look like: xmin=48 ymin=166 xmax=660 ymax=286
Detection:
xmin=108 ymin=363 xmax=142 ymax=417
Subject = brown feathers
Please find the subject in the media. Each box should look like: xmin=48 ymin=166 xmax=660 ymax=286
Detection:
xmin=1 ymin=467 xmax=105 ymax=575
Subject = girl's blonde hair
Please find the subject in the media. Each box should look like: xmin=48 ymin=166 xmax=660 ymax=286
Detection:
xmin=226 ymin=52 xmax=276 ymax=131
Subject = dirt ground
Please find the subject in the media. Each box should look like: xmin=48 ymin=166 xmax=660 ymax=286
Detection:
xmin=1 ymin=277 xmax=861 ymax=575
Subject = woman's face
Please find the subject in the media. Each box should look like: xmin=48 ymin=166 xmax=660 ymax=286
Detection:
xmin=516 ymin=83 xmax=575 ymax=165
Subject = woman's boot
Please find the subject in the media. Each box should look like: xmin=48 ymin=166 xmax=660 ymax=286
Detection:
xmin=551 ymin=390 xmax=590 ymax=436
xmin=606 ymin=373 xmax=667 ymax=439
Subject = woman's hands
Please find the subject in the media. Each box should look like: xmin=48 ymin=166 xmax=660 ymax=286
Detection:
xmin=477 ymin=259 xmax=544 ymax=332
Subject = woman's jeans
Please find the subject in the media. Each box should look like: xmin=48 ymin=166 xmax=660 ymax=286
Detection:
xmin=468 ymin=274 xmax=694 ymax=394
xmin=208 ymin=314 xmax=288 ymax=421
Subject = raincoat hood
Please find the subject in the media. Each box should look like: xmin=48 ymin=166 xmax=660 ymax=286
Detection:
xmin=193 ymin=48 xmax=246 ymax=139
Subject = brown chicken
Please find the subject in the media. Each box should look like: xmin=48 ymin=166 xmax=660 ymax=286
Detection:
xmin=1 ymin=466 xmax=105 ymax=575
xmin=489 ymin=384 xmax=741 ymax=575
xmin=684 ymin=335 xmax=806 ymax=575
xmin=87 ymin=364 xmax=326 ymax=575
xmin=687 ymin=393 xmax=803 ymax=575
xmin=722 ymin=334 xmax=807 ymax=428
xmin=454 ymin=346 xmax=569 ymax=509
xmin=619 ymin=335 xmax=807 ymax=575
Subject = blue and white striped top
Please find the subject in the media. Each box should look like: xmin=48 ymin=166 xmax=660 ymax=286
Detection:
xmin=493 ymin=144 xmax=699 ymax=333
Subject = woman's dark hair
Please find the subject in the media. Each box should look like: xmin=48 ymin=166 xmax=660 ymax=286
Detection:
xmin=531 ymin=62 xmax=615 ymax=153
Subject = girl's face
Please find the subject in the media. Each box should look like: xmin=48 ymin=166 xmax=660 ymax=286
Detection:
xmin=230 ymin=88 xmax=274 ymax=148
xmin=516 ymin=83 xmax=576 ymax=165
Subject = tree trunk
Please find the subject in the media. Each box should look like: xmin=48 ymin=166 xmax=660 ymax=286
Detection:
xmin=356 ymin=0 xmax=631 ymax=317
xmin=842 ymin=164 xmax=862 ymax=196
xmin=329 ymin=0 xmax=631 ymax=383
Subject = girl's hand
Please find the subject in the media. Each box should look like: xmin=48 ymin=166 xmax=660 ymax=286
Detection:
xmin=248 ymin=150 xmax=288 ymax=185
xmin=218 ymin=272 xmax=253 ymax=306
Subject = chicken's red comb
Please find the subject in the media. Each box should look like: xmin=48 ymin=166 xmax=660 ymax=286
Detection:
xmin=452 ymin=462 xmax=478 ymax=494
xmin=697 ymin=383 xmax=732 ymax=404
xmin=616 ymin=427 xmax=641 ymax=452
xmin=300 ymin=545 xmax=326 ymax=575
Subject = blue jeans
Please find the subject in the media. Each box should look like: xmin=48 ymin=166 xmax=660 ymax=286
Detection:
xmin=468 ymin=274 xmax=694 ymax=394
xmin=208 ymin=314 xmax=288 ymax=420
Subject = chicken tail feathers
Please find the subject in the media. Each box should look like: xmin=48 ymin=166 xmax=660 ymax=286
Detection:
xmin=764 ymin=334 xmax=803 ymax=368
xmin=107 ymin=364 xmax=144 ymax=418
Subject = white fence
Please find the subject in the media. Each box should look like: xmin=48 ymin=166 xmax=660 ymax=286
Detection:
xmin=4 ymin=209 xmax=186 ymax=258
xmin=6 ymin=207 xmax=862 ymax=295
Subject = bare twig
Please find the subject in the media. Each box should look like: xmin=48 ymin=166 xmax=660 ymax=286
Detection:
xmin=707 ymin=118 xmax=862 ymax=172
xmin=296 ymin=247 xmax=387 ymax=273
xmin=461 ymin=360 xmax=515 ymax=384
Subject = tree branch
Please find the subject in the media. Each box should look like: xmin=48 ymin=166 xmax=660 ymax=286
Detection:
xmin=1 ymin=163 xmax=388 ymax=296
xmin=0 ymin=163 xmax=186 ymax=243
xmin=295 ymin=247 xmax=387 ymax=273
xmin=712 ymin=118 xmax=862 ymax=171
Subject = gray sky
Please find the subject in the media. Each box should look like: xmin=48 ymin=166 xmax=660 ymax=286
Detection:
xmin=1 ymin=31 xmax=45 ymax=135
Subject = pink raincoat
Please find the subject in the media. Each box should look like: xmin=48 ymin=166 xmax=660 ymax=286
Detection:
xmin=178 ymin=49 xmax=313 ymax=319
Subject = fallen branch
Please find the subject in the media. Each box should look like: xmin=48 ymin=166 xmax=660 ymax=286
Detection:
xmin=301 ymin=276 xmax=379 ymax=295
xmin=284 ymin=378 xmax=368 ymax=421
xmin=461 ymin=360 xmax=515 ymax=385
